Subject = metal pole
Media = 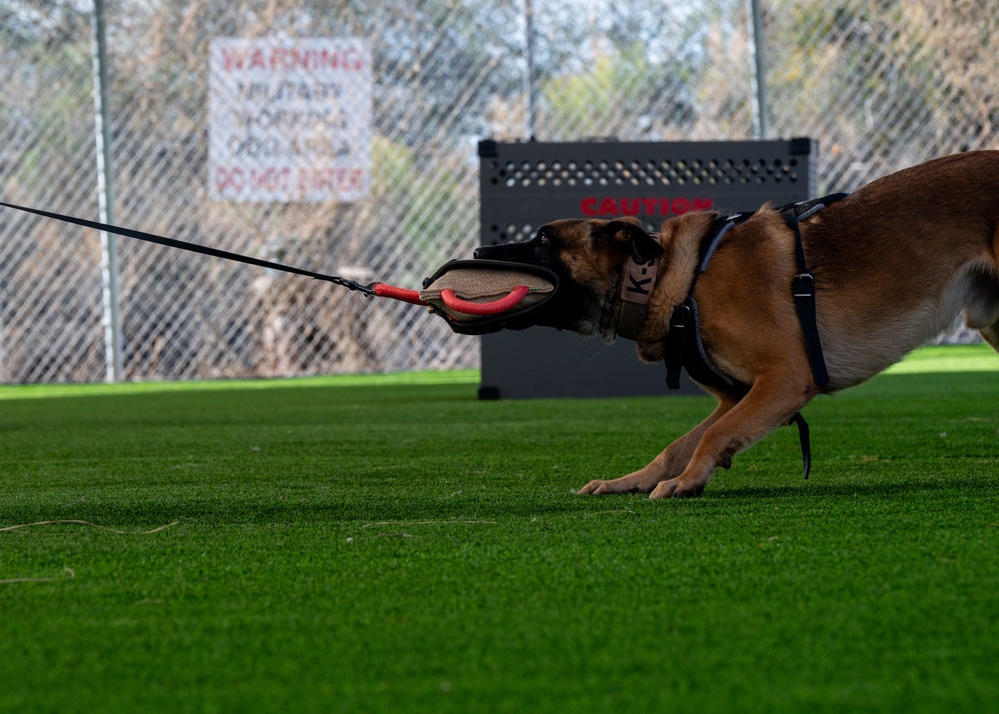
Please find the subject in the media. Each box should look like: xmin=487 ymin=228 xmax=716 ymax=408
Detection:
xmin=0 ymin=309 xmax=6 ymax=382
xmin=747 ymin=0 xmax=768 ymax=140
xmin=524 ymin=0 xmax=538 ymax=139
xmin=90 ymin=0 xmax=122 ymax=382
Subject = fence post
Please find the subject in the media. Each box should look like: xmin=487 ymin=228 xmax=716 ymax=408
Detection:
xmin=524 ymin=0 xmax=538 ymax=139
xmin=748 ymin=0 xmax=768 ymax=140
xmin=90 ymin=0 xmax=122 ymax=382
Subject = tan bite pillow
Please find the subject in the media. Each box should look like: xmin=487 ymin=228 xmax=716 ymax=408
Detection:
xmin=419 ymin=266 xmax=556 ymax=322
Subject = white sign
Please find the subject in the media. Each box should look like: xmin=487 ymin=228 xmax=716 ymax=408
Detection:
xmin=209 ymin=37 xmax=371 ymax=203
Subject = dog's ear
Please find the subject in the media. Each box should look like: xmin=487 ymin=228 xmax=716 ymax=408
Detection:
xmin=600 ymin=218 xmax=665 ymax=262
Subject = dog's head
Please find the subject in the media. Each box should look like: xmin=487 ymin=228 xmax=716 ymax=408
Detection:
xmin=473 ymin=216 xmax=665 ymax=334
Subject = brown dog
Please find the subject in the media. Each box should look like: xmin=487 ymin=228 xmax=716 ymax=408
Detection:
xmin=473 ymin=151 xmax=999 ymax=498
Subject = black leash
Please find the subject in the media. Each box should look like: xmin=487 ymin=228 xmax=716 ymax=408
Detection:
xmin=0 ymin=198 xmax=567 ymax=330
xmin=0 ymin=199 xmax=377 ymax=296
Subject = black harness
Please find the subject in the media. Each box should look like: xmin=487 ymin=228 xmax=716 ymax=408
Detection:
xmin=662 ymin=192 xmax=849 ymax=478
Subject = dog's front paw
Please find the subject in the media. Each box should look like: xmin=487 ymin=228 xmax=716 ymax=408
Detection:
xmin=649 ymin=477 xmax=705 ymax=499
xmin=577 ymin=476 xmax=648 ymax=495
xmin=578 ymin=479 xmax=613 ymax=495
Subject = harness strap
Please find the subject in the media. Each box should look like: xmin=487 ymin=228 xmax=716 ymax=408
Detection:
xmin=789 ymin=412 xmax=812 ymax=479
xmin=664 ymin=304 xmax=690 ymax=390
xmin=779 ymin=192 xmax=848 ymax=390
xmin=664 ymin=214 xmax=748 ymax=391
xmin=781 ymin=206 xmax=828 ymax=389
xmin=660 ymin=193 xmax=849 ymax=479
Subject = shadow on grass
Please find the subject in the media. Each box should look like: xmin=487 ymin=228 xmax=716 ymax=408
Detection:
xmin=712 ymin=473 xmax=995 ymax=501
xmin=8 ymin=467 xmax=996 ymax=529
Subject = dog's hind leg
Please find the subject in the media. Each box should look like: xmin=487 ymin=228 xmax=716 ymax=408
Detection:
xmin=578 ymin=394 xmax=739 ymax=495
xmin=967 ymin=262 xmax=999 ymax=352
xmin=649 ymin=375 xmax=817 ymax=499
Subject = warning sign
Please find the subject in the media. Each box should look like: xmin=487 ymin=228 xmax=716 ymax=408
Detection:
xmin=209 ymin=37 xmax=371 ymax=203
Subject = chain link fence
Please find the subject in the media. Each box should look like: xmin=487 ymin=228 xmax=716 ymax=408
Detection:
xmin=2 ymin=0 xmax=995 ymax=384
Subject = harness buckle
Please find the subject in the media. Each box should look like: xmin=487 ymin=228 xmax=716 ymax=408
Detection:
xmin=792 ymin=272 xmax=816 ymax=298
xmin=664 ymin=303 xmax=692 ymax=391
xmin=670 ymin=304 xmax=691 ymax=329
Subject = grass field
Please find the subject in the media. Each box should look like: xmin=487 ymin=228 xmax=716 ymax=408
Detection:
xmin=1 ymin=344 xmax=997 ymax=713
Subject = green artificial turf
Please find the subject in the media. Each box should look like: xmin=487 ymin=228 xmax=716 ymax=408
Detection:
xmin=1 ymin=345 xmax=997 ymax=713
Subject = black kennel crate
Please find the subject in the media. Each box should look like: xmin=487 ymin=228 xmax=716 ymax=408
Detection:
xmin=477 ymin=138 xmax=819 ymax=400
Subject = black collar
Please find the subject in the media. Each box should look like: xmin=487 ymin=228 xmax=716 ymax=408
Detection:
xmin=599 ymin=233 xmax=665 ymax=342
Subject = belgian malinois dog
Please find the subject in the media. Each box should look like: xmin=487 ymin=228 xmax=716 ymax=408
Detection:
xmin=474 ymin=151 xmax=999 ymax=498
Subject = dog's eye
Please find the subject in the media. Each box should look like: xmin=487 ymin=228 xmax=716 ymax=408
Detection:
xmin=538 ymin=232 xmax=551 ymax=246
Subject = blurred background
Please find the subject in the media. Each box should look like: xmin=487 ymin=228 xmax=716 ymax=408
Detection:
xmin=1 ymin=0 xmax=995 ymax=384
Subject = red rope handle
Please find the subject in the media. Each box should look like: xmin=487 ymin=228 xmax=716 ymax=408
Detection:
xmin=371 ymin=283 xmax=429 ymax=305
xmin=372 ymin=282 xmax=533 ymax=315
xmin=440 ymin=285 xmax=530 ymax=315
